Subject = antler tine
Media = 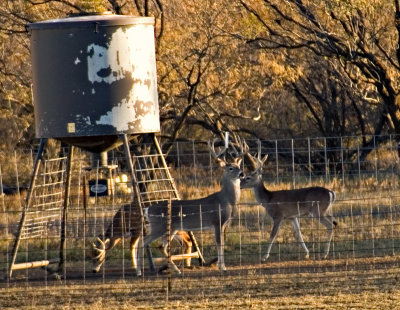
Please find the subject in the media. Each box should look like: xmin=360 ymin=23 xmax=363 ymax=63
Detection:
xmin=230 ymin=134 xmax=248 ymax=159
xmin=92 ymin=238 xmax=106 ymax=259
xmin=229 ymin=133 xmax=240 ymax=158
xmin=208 ymin=138 xmax=227 ymax=163
xmin=96 ymin=237 xmax=106 ymax=250
xmin=93 ymin=250 xmax=104 ymax=259
xmin=240 ymin=137 xmax=249 ymax=157
xmin=256 ymin=139 xmax=268 ymax=168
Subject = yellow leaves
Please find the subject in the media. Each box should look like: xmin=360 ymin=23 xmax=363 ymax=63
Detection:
xmin=255 ymin=52 xmax=303 ymax=86
xmin=324 ymin=0 xmax=392 ymax=18
xmin=75 ymin=0 xmax=107 ymax=13
xmin=240 ymin=14 xmax=267 ymax=38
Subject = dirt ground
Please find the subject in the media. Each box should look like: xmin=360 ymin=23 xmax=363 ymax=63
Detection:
xmin=2 ymin=256 xmax=400 ymax=309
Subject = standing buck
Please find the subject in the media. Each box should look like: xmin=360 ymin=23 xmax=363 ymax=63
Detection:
xmin=241 ymin=141 xmax=337 ymax=260
xmin=91 ymin=203 xmax=193 ymax=273
xmin=132 ymin=139 xmax=245 ymax=276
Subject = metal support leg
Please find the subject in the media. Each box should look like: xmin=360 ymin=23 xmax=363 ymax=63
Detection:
xmin=58 ymin=145 xmax=74 ymax=274
xmin=8 ymin=138 xmax=47 ymax=279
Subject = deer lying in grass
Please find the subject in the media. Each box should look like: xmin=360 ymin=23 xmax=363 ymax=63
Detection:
xmin=91 ymin=204 xmax=193 ymax=273
xmin=240 ymin=141 xmax=337 ymax=260
xmin=132 ymin=139 xmax=245 ymax=276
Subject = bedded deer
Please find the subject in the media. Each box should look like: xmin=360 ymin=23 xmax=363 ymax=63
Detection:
xmin=91 ymin=203 xmax=193 ymax=273
xmin=241 ymin=141 xmax=337 ymax=260
xmin=131 ymin=139 xmax=246 ymax=276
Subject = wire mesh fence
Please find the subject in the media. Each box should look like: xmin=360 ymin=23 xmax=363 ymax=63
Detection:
xmin=1 ymin=134 xmax=400 ymax=305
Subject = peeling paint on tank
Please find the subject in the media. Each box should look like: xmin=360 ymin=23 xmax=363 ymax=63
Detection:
xmin=87 ymin=26 xmax=155 ymax=85
xmin=86 ymin=24 xmax=158 ymax=132
xmin=96 ymin=99 xmax=158 ymax=131
xmin=74 ymin=58 xmax=81 ymax=65
xmin=144 ymin=78 xmax=151 ymax=89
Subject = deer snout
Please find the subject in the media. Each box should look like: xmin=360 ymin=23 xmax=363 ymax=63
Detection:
xmin=239 ymin=171 xmax=244 ymax=178
xmin=240 ymin=175 xmax=251 ymax=189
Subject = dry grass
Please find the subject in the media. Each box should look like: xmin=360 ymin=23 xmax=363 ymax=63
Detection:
xmin=3 ymin=151 xmax=400 ymax=308
xmin=2 ymin=258 xmax=400 ymax=309
xmin=3 ymin=291 xmax=400 ymax=309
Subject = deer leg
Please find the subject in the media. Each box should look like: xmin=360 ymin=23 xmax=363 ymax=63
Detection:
xmin=179 ymin=231 xmax=193 ymax=267
xmin=291 ymin=218 xmax=309 ymax=259
xmin=214 ymin=225 xmax=227 ymax=271
xmin=131 ymin=237 xmax=142 ymax=277
xmin=263 ymin=219 xmax=282 ymax=261
xmin=171 ymin=231 xmax=193 ymax=267
xmin=318 ymin=216 xmax=335 ymax=259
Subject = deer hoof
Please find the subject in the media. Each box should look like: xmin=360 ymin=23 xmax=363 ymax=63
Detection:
xmin=262 ymin=254 xmax=270 ymax=262
xmin=305 ymin=253 xmax=310 ymax=260
xmin=218 ymin=265 xmax=227 ymax=272
xmin=172 ymin=266 xmax=182 ymax=274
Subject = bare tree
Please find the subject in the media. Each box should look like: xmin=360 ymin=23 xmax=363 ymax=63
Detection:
xmin=157 ymin=1 xmax=264 ymax=154
xmin=238 ymin=0 xmax=400 ymax=137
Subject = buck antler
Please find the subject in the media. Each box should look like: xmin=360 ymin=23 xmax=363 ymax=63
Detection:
xmin=254 ymin=139 xmax=268 ymax=172
xmin=230 ymin=134 xmax=248 ymax=162
xmin=208 ymin=138 xmax=228 ymax=165
xmin=208 ymin=134 xmax=248 ymax=166
xmin=92 ymin=237 xmax=107 ymax=260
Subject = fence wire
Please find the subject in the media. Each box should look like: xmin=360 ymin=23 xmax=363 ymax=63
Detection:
xmin=1 ymin=135 xmax=400 ymax=306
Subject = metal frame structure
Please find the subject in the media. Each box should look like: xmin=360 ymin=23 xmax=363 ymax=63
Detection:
xmin=8 ymin=133 xmax=204 ymax=279
xmin=8 ymin=139 xmax=72 ymax=278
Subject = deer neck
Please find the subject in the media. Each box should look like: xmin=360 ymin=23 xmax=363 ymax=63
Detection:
xmin=252 ymin=180 xmax=272 ymax=204
xmin=220 ymin=177 xmax=241 ymax=205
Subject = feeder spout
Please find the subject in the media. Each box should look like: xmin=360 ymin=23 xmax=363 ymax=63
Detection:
xmin=92 ymin=151 xmax=108 ymax=168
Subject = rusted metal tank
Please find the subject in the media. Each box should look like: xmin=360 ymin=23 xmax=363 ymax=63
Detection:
xmin=28 ymin=14 xmax=159 ymax=152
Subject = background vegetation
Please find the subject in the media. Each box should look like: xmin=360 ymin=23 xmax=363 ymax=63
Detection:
xmin=1 ymin=1 xmax=400 ymax=159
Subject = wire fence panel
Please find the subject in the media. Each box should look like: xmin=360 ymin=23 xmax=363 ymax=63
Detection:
xmin=21 ymin=157 xmax=67 ymax=240
xmin=1 ymin=134 xmax=400 ymax=306
xmin=162 ymin=135 xmax=400 ymax=194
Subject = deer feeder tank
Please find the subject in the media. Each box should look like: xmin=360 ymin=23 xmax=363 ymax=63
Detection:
xmin=8 ymin=14 xmax=193 ymax=279
xmin=28 ymin=14 xmax=160 ymax=154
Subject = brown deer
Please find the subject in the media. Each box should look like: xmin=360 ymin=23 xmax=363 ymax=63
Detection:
xmin=240 ymin=140 xmax=337 ymax=260
xmin=91 ymin=203 xmax=193 ymax=273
